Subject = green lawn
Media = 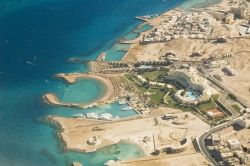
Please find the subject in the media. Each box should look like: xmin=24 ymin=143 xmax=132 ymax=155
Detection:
xmin=196 ymin=100 xmax=217 ymax=111
xmin=124 ymin=72 xmax=195 ymax=111
xmin=231 ymin=104 xmax=241 ymax=112
xmin=211 ymin=94 xmax=220 ymax=101
xmin=149 ymin=91 xmax=165 ymax=105
xmin=124 ymin=74 xmax=134 ymax=81
xmin=124 ymin=74 xmax=142 ymax=86
xmin=163 ymin=95 xmax=178 ymax=107
xmin=142 ymin=70 xmax=168 ymax=81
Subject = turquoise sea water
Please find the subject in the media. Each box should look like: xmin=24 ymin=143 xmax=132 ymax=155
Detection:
xmin=179 ymin=0 xmax=221 ymax=10
xmin=60 ymin=78 xmax=105 ymax=104
xmin=134 ymin=24 xmax=153 ymax=33
xmin=112 ymin=44 xmax=131 ymax=52
xmin=122 ymin=32 xmax=140 ymax=41
xmin=105 ymin=50 xmax=126 ymax=62
xmin=0 ymin=0 xmax=222 ymax=165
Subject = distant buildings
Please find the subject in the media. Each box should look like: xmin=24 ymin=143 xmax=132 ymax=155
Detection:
xmin=191 ymin=8 xmax=225 ymax=21
xmin=205 ymin=60 xmax=228 ymax=68
xmin=230 ymin=5 xmax=249 ymax=19
xmin=224 ymin=13 xmax=234 ymax=24
xmin=227 ymin=139 xmax=242 ymax=151
xmin=222 ymin=65 xmax=237 ymax=76
xmin=137 ymin=75 xmax=147 ymax=83
xmin=164 ymin=51 xmax=179 ymax=61
xmin=191 ymin=0 xmax=250 ymax=25
xmin=211 ymin=133 xmax=221 ymax=145
xmin=142 ymin=11 xmax=213 ymax=43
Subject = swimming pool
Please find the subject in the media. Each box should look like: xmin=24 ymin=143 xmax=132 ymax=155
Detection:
xmin=186 ymin=89 xmax=201 ymax=100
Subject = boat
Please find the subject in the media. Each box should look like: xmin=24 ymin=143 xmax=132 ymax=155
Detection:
xmin=99 ymin=113 xmax=113 ymax=121
xmin=122 ymin=106 xmax=133 ymax=111
xmin=135 ymin=14 xmax=159 ymax=21
xmin=118 ymin=100 xmax=126 ymax=105
xmin=44 ymin=79 xmax=50 ymax=83
xmin=26 ymin=61 xmax=36 ymax=66
xmin=86 ymin=112 xmax=99 ymax=119
xmin=96 ymin=52 xmax=106 ymax=61
xmin=74 ymin=114 xmax=85 ymax=118
xmin=104 ymin=160 xmax=116 ymax=166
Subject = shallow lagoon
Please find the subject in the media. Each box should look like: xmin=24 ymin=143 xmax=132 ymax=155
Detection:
xmin=60 ymin=78 xmax=105 ymax=104
xmin=134 ymin=24 xmax=153 ymax=33
xmin=105 ymin=49 xmax=126 ymax=61
xmin=122 ymin=32 xmax=140 ymax=41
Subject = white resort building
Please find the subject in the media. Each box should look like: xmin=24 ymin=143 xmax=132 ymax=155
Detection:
xmin=163 ymin=68 xmax=216 ymax=105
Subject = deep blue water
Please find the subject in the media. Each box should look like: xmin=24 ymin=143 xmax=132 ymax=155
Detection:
xmin=0 ymin=0 xmax=221 ymax=165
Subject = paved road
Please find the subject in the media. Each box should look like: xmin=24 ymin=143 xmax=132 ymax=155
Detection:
xmin=197 ymin=118 xmax=242 ymax=166
xmin=196 ymin=65 xmax=245 ymax=165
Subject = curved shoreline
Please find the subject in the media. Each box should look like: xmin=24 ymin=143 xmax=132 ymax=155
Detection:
xmin=44 ymin=0 xmax=227 ymax=164
xmin=43 ymin=73 xmax=115 ymax=109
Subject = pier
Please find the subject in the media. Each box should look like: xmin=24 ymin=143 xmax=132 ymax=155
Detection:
xmin=135 ymin=16 xmax=149 ymax=22
xmin=96 ymin=52 xmax=106 ymax=61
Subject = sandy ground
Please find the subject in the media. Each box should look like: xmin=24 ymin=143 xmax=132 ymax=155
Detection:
xmin=219 ymin=128 xmax=250 ymax=144
xmin=43 ymin=93 xmax=61 ymax=105
xmin=42 ymin=93 xmax=77 ymax=108
xmin=49 ymin=111 xmax=210 ymax=155
xmin=124 ymin=37 xmax=250 ymax=62
xmin=207 ymin=41 xmax=250 ymax=107
xmin=50 ymin=116 xmax=158 ymax=154
xmin=221 ymin=51 xmax=250 ymax=106
xmin=113 ymin=153 xmax=208 ymax=166
xmin=43 ymin=73 xmax=115 ymax=108
xmin=149 ymin=107 xmax=183 ymax=116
